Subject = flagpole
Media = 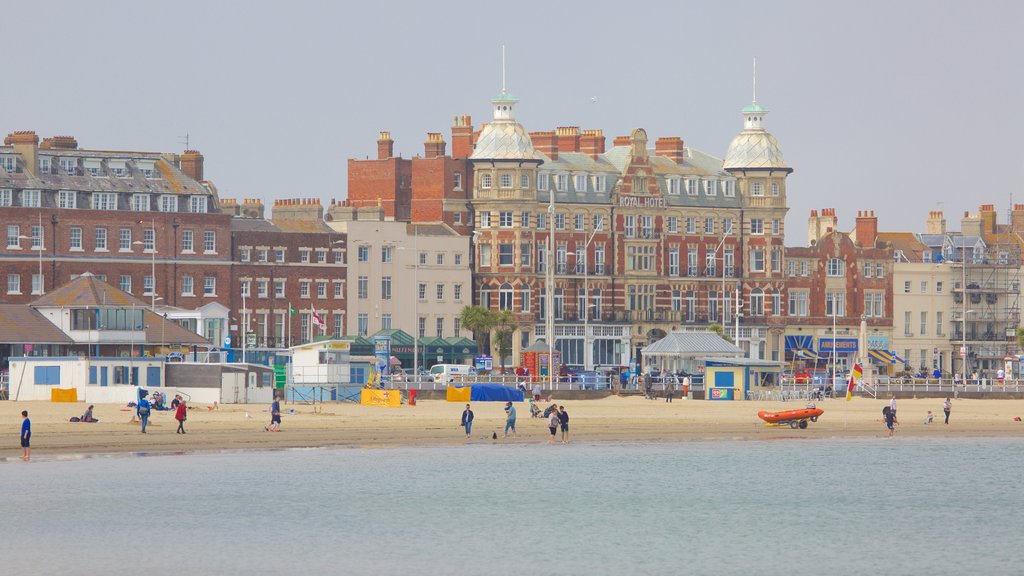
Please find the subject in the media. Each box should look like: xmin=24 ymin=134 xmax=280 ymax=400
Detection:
xmin=287 ymin=302 xmax=291 ymax=349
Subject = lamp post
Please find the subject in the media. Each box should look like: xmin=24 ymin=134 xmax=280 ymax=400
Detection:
xmin=960 ymin=255 xmax=967 ymax=393
xmin=710 ymin=235 xmax=729 ymax=325
xmin=734 ymin=283 xmax=744 ymax=355
xmin=546 ymin=199 xmax=555 ymax=389
xmin=831 ymin=307 xmax=838 ymax=395
xmin=580 ymin=227 xmax=600 ymax=371
xmin=133 ymin=227 xmax=157 ymax=311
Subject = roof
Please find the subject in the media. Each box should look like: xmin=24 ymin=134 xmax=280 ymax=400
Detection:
xmin=701 ymin=357 xmax=784 ymax=370
xmin=271 ymin=219 xmax=334 ymax=233
xmin=471 ymin=121 xmax=544 ymax=162
xmin=141 ymin=309 xmax=210 ymax=345
xmin=0 ymin=152 xmax=211 ymax=197
xmin=723 ymin=130 xmax=788 ymax=170
xmin=0 ymin=304 xmax=74 ymax=344
xmin=878 ymin=232 xmax=928 ymax=262
xmin=408 ymin=222 xmax=460 ymax=237
xmin=31 ymin=272 xmax=148 ymax=308
xmin=640 ymin=332 xmax=743 ymax=356
xmin=230 ymin=218 xmax=281 ymax=233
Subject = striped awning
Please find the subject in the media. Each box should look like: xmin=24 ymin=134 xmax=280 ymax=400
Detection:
xmin=796 ymin=349 xmax=823 ymax=361
xmin=891 ymin=352 xmax=907 ymax=364
xmin=868 ymin=349 xmax=894 ymax=363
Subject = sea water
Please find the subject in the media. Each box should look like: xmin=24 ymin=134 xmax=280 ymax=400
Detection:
xmin=2 ymin=438 xmax=1023 ymax=575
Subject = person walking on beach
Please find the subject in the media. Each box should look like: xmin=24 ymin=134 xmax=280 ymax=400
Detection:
xmin=665 ymin=377 xmax=674 ymax=403
xmin=943 ymin=397 xmax=952 ymax=425
xmin=503 ymin=402 xmax=517 ymax=438
xmin=266 ymin=397 xmax=281 ymax=432
xmin=548 ymin=407 xmax=560 ymax=444
xmin=20 ymin=410 xmax=31 ymax=461
xmin=889 ymin=395 xmax=897 ymax=419
xmin=461 ymin=404 xmax=474 ymax=438
xmin=174 ymin=399 xmax=188 ymax=434
xmin=532 ymin=383 xmax=542 ymax=402
xmin=558 ymin=405 xmax=570 ymax=443
xmin=643 ymin=371 xmax=653 ymax=400
xmin=883 ymin=405 xmax=896 ymax=438
xmin=138 ymin=394 xmax=152 ymax=433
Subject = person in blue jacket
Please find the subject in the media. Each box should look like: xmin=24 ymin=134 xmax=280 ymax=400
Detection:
xmin=138 ymin=395 xmax=152 ymax=433
xmin=460 ymin=404 xmax=474 ymax=438
xmin=20 ymin=410 xmax=31 ymax=461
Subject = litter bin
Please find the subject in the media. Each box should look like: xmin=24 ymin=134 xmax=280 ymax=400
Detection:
xmin=409 ymin=389 xmax=418 ymax=406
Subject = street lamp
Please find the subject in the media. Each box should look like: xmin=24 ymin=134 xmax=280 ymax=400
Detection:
xmin=578 ymin=227 xmax=600 ymax=371
xmin=133 ymin=230 xmax=157 ymax=311
xmin=397 ymin=233 xmax=420 ymax=382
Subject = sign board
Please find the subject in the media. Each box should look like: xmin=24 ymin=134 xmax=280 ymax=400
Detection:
xmin=246 ymin=332 xmax=257 ymax=348
xmin=960 ymin=346 xmax=966 ymax=357
xmin=223 ymin=335 xmax=232 ymax=348
xmin=475 ymin=355 xmax=493 ymax=371
xmin=819 ymin=338 xmax=858 ymax=353
xmin=374 ymin=336 xmax=392 ymax=377
xmin=618 ymin=195 xmax=666 ymax=209
xmin=867 ymin=335 xmax=889 ymax=350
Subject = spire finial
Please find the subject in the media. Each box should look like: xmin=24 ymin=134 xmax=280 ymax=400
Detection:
xmin=752 ymin=56 xmax=757 ymax=103
xmin=502 ymin=45 xmax=507 ymax=93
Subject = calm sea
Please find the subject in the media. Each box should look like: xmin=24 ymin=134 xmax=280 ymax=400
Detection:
xmin=2 ymin=438 xmax=1023 ymax=575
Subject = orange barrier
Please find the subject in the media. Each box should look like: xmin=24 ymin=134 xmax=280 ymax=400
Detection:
xmin=51 ymin=388 xmax=78 ymax=402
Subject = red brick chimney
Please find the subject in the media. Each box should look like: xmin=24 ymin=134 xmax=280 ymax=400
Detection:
xmin=451 ymin=115 xmax=473 ymax=158
xmin=612 ymin=135 xmax=632 ymax=147
xmin=180 ymin=150 xmax=204 ymax=182
xmin=579 ymin=129 xmax=605 ymax=160
xmin=40 ymin=135 xmax=79 ymax=150
xmin=1012 ymin=205 xmax=1024 ymax=235
xmin=377 ymin=131 xmax=394 ymax=160
xmin=855 ymin=210 xmax=878 ymax=248
xmin=424 ymin=133 xmax=446 ymax=158
xmin=530 ymin=131 xmax=558 ymax=160
xmin=654 ymin=137 xmax=685 ymax=164
xmin=555 ymin=127 xmax=580 ymax=153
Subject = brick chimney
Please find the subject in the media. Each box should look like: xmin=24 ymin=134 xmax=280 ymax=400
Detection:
xmin=180 ymin=150 xmax=204 ymax=182
xmin=272 ymin=197 xmax=323 ymax=222
xmin=377 ymin=131 xmax=394 ymax=160
xmin=4 ymin=131 xmax=39 ymax=176
xmin=579 ymin=129 xmax=605 ymax=160
xmin=451 ymin=115 xmax=474 ymax=158
xmin=654 ymin=137 xmax=685 ymax=164
xmin=807 ymin=208 xmax=839 ymax=246
xmin=979 ymin=204 xmax=997 ymax=234
xmin=1012 ymin=205 xmax=1024 ymax=235
xmin=40 ymin=135 xmax=78 ymax=150
xmin=555 ymin=127 xmax=580 ymax=153
xmin=530 ymin=131 xmax=558 ymax=160
xmin=612 ymin=135 xmax=632 ymax=147
xmin=926 ymin=210 xmax=946 ymax=235
xmin=855 ymin=210 xmax=878 ymax=248
xmin=424 ymin=132 xmax=446 ymax=158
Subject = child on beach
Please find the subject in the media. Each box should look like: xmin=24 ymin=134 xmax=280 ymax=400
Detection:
xmin=923 ymin=411 xmax=934 ymax=425
xmin=20 ymin=410 xmax=31 ymax=461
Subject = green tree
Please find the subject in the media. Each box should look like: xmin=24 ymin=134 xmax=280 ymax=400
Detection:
xmin=492 ymin=309 xmax=515 ymax=372
xmin=460 ymin=305 xmax=495 ymax=354
xmin=708 ymin=323 xmax=731 ymax=342
xmin=1016 ymin=327 xmax=1024 ymax=352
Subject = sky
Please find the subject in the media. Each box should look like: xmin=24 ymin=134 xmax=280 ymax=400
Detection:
xmin=3 ymin=0 xmax=1022 ymax=241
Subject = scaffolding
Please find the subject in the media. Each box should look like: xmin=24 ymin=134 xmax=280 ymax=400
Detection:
xmin=951 ymin=241 xmax=1021 ymax=374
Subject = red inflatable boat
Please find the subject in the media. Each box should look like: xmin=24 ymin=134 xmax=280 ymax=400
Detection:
xmin=757 ymin=407 xmax=824 ymax=429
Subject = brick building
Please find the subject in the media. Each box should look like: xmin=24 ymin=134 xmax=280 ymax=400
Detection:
xmin=0 ymin=132 xmax=231 ymax=323
xmin=228 ymin=198 xmax=347 ymax=348
xmin=783 ymin=209 xmax=894 ymax=378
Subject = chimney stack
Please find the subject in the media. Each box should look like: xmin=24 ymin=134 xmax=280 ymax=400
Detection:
xmin=424 ymin=133 xmax=446 ymax=158
xmin=272 ymin=197 xmax=324 ymax=222
xmin=451 ymin=115 xmax=474 ymax=158
xmin=654 ymin=137 xmax=685 ymax=164
xmin=377 ymin=131 xmax=394 ymax=160
xmin=855 ymin=210 xmax=878 ymax=248
xmin=180 ymin=150 xmax=204 ymax=182
xmin=555 ymin=127 xmax=580 ymax=154
xmin=979 ymin=204 xmax=997 ymax=234
xmin=529 ymin=131 xmax=558 ymax=160
xmin=1012 ymin=205 xmax=1024 ymax=235
xmin=40 ymin=135 xmax=78 ymax=150
xmin=926 ymin=210 xmax=947 ymax=235
xmin=4 ymin=131 xmax=39 ymax=176
xmin=612 ymin=135 xmax=632 ymax=147
xmin=579 ymin=129 xmax=605 ymax=160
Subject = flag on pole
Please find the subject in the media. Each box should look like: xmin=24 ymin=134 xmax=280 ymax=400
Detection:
xmin=289 ymin=303 xmax=297 ymax=316
xmin=846 ymin=363 xmax=863 ymax=401
xmin=310 ymin=304 xmax=325 ymax=329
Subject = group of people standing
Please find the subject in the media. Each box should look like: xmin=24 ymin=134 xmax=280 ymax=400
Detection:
xmin=883 ymin=395 xmax=953 ymax=438
xmin=460 ymin=402 xmax=569 ymax=443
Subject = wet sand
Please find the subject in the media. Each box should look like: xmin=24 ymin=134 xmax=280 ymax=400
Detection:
xmin=2 ymin=396 xmax=1022 ymax=459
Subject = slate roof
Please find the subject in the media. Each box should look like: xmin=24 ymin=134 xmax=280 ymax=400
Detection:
xmin=31 ymin=272 xmax=147 ymax=308
xmin=0 ymin=304 xmax=73 ymax=344
xmin=640 ymin=332 xmax=743 ymax=356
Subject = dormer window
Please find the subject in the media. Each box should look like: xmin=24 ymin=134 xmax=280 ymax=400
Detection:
xmin=39 ymin=157 xmax=52 ymax=174
xmin=703 ymin=179 xmax=717 ymax=196
xmin=59 ymin=157 xmax=78 ymax=175
xmin=136 ymin=160 xmax=157 ymax=179
xmin=724 ymin=180 xmax=736 ymax=197
xmin=159 ymin=194 xmax=177 ymax=212
xmin=21 ymin=190 xmax=42 ymax=208
xmin=58 ymin=191 xmax=77 ymax=209
xmin=91 ymin=192 xmax=117 ymax=210
xmin=0 ymin=155 xmax=15 ymax=173
xmin=594 ymin=175 xmax=607 ymax=192
xmin=132 ymin=194 xmax=150 ymax=212
xmin=537 ymin=173 xmax=550 ymax=191
xmin=109 ymin=160 xmax=128 ymax=178
xmin=84 ymin=158 xmax=104 ymax=177
xmin=574 ymin=174 xmax=587 ymax=192
xmin=189 ymin=195 xmax=208 ymax=213
xmin=667 ymin=178 xmax=681 ymax=195
xmin=685 ymin=178 xmax=698 ymax=195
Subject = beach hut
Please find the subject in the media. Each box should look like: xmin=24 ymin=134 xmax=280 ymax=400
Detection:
xmin=640 ymin=332 xmax=743 ymax=375
xmin=519 ymin=340 xmax=560 ymax=382
xmin=701 ymin=358 xmax=785 ymax=400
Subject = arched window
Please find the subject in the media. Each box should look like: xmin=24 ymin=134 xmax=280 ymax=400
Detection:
xmin=749 ymin=288 xmax=765 ymax=317
xmin=499 ymin=283 xmax=514 ymax=311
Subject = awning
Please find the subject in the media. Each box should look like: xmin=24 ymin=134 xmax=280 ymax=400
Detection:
xmin=868 ymin=349 xmax=895 ymax=364
xmin=890 ymin=352 xmax=907 ymax=364
xmin=796 ymin=349 xmax=823 ymax=361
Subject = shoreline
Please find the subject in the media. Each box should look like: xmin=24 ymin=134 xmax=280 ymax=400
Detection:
xmin=4 ymin=396 xmax=1023 ymax=461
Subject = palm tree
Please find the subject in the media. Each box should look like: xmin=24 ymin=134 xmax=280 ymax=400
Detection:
xmin=492 ymin=309 xmax=515 ymax=372
xmin=460 ymin=305 xmax=495 ymax=354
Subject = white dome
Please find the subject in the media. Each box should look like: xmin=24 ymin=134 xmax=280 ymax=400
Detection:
xmin=471 ymin=121 xmax=543 ymax=161
xmin=723 ymin=131 xmax=788 ymax=170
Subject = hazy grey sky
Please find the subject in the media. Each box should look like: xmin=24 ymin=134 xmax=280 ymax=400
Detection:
xmin=4 ymin=0 xmax=1021 ymax=240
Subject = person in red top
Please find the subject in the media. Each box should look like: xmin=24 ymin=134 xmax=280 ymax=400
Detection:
xmin=174 ymin=400 xmax=188 ymax=434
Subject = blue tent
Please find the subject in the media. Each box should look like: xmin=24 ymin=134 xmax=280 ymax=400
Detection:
xmin=469 ymin=384 xmax=524 ymax=402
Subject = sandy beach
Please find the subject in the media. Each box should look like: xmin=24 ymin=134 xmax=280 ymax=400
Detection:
xmin=2 ymin=396 xmax=1023 ymax=459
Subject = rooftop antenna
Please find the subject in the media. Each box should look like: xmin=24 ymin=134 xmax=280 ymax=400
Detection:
xmin=178 ymin=132 xmax=190 ymax=150
xmin=501 ymin=45 xmax=507 ymax=93
xmin=752 ymin=56 xmax=757 ymax=103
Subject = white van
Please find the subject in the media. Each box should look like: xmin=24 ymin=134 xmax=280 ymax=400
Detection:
xmin=430 ymin=364 xmax=478 ymax=383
